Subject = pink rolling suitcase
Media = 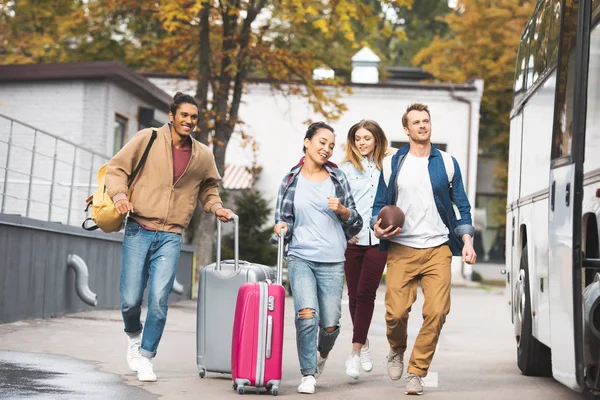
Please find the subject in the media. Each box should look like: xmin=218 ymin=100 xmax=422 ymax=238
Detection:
xmin=231 ymin=231 xmax=285 ymax=395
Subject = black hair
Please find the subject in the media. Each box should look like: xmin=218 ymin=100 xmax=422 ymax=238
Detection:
xmin=169 ymin=92 xmax=199 ymax=115
xmin=302 ymin=121 xmax=334 ymax=153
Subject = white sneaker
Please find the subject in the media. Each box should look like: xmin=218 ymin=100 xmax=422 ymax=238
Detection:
xmin=360 ymin=339 xmax=373 ymax=372
xmin=126 ymin=333 xmax=142 ymax=372
xmin=314 ymin=354 xmax=328 ymax=379
xmin=137 ymin=356 xmax=157 ymax=382
xmin=345 ymin=354 xmax=360 ymax=380
xmin=387 ymin=348 xmax=404 ymax=381
xmin=297 ymin=375 xmax=316 ymax=394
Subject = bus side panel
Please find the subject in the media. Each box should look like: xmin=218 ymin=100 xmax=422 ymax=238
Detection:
xmin=519 ymin=72 xmax=556 ymax=348
xmin=518 ymin=204 xmax=551 ymax=348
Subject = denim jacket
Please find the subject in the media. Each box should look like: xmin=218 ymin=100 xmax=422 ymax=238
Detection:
xmin=370 ymin=145 xmax=474 ymax=256
xmin=271 ymin=158 xmax=363 ymax=246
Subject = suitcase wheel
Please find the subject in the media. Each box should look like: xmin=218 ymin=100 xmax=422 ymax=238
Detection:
xmin=271 ymin=386 xmax=279 ymax=396
xmin=232 ymin=383 xmax=238 ymax=391
xmin=237 ymin=385 xmax=245 ymax=394
xmin=198 ymin=367 xmax=206 ymax=378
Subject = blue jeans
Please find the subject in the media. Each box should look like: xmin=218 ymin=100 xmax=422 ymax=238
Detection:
xmin=121 ymin=219 xmax=182 ymax=358
xmin=287 ymin=255 xmax=344 ymax=376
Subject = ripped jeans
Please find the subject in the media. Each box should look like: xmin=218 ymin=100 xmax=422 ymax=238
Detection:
xmin=287 ymin=255 xmax=344 ymax=376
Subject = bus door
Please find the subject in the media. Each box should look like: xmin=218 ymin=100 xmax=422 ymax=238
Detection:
xmin=548 ymin=0 xmax=591 ymax=389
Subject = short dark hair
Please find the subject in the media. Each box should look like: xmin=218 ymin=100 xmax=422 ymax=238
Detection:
xmin=402 ymin=103 xmax=431 ymax=128
xmin=303 ymin=121 xmax=334 ymax=153
xmin=169 ymin=92 xmax=199 ymax=115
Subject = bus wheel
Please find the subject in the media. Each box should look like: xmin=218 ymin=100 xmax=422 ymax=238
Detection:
xmin=515 ymin=246 xmax=552 ymax=376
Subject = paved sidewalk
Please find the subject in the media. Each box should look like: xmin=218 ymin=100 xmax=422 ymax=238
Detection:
xmin=0 ymin=285 xmax=583 ymax=399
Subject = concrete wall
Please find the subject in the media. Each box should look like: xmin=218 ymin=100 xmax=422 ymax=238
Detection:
xmin=0 ymin=214 xmax=194 ymax=324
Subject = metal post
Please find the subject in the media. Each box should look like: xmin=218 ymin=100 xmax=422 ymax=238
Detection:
xmin=87 ymin=153 xmax=95 ymax=197
xmin=1 ymin=120 xmax=13 ymax=213
xmin=48 ymin=138 xmax=58 ymax=220
xmin=25 ymin=130 xmax=38 ymax=218
xmin=67 ymin=147 xmax=77 ymax=225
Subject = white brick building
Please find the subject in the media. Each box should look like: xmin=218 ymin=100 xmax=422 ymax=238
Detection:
xmin=0 ymin=62 xmax=170 ymax=225
xmin=147 ymin=48 xmax=485 ymax=280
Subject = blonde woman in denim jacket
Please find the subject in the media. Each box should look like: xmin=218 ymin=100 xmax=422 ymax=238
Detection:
xmin=273 ymin=122 xmax=362 ymax=394
xmin=339 ymin=120 xmax=395 ymax=380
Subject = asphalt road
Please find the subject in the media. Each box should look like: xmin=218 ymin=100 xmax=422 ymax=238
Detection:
xmin=0 ymin=284 xmax=588 ymax=399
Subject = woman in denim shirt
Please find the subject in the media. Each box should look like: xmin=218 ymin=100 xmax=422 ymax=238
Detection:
xmin=273 ymin=122 xmax=362 ymax=394
xmin=339 ymin=120 xmax=395 ymax=379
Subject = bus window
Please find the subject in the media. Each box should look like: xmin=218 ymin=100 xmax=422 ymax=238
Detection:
xmin=526 ymin=19 xmax=537 ymax=89
xmin=514 ymin=25 xmax=531 ymax=105
xmin=548 ymin=0 xmax=562 ymax=65
xmin=551 ymin=3 xmax=579 ymax=162
xmin=532 ymin=3 xmax=552 ymax=82
xmin=585 ymin=17 xmax=600 ymax=174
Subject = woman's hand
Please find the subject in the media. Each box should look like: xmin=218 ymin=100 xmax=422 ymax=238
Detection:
xmin=274 ymin=222 xmax=288 ymax=236
xmin=385 ymin=147 xmax=398 ymax=157
xmin=348 ymin=235 xmax=359 ymax=245
xmin=327 ymin=197 xmax=350 ymax=220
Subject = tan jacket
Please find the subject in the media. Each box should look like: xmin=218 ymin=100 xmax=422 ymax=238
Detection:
xmin=105 ymin=124 xmax=223 ymax=233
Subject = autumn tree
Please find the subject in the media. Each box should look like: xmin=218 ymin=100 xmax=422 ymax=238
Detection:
xmin=413 ymin=0 xmax=534 ymax=228
xmin=1 ymin=0 xmax=412 ymax=272
xmin=0 ymin=0 xmax=135 ymax=63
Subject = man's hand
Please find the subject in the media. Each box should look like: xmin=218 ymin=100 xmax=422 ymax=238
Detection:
xmin=462 ymin=234 xmax=477 ymax=264
xmin=348 ymin=235 xmax=359 ymax=245
xmin=215 ymin=208 xmax=234 ymax=222
xmin=327 ymin=197 xmax=350 ymax=220
xmin=115 ymin=199 xmax=134 ymax=215
xmin=274 ymin=222 xmax=288 ymax=236
xmin=373 ymin=218 xmax=401 ymax=239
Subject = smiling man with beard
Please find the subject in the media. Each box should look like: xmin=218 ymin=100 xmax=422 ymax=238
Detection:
xmin=105 ymin=92 xmax=233 ymax=382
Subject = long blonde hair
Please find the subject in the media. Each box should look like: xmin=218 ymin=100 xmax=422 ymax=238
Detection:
xmin=342 ymin=120 xmax=388 ymax=172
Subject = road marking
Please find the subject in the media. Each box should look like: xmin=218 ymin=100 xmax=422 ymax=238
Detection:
xmin=423 ymin=372 xmax=438 ymax=387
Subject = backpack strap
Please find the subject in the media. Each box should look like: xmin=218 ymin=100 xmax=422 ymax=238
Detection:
xmin=440 ymin=150 xmax=454 ymax=187
xmin=440 ymin=150 xmax=461 ymax=220
xmin=127 ymin=129 xmax=158 ymax=187
xmin=382 ymin=155 xmax=393 ymax=186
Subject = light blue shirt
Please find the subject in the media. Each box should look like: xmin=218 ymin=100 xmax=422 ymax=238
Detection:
xmin=339 ymin=158 xmax=380 ymax=246
xmin=288 ymin=174 xmax=347 ymax=262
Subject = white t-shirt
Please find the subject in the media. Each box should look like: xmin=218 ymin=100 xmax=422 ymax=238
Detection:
xmin=390 ymin=153 xmax=449 ymax=248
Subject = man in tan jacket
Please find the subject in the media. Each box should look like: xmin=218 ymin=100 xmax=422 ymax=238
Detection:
xmin=106 ymin=92 xmax=233 ymax=382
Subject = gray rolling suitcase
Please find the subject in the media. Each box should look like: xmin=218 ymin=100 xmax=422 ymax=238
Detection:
xmin=196 ymin=213 xmax=275 ymax=378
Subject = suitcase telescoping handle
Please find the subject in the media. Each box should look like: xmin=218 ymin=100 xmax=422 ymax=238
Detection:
xmin=276 ymin=228 xmax=286 ymax=285
xmin=216 ymin=213 xmax=239 ymax=271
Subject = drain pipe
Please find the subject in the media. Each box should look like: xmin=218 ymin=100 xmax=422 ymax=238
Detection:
xmin=67 ymin=254 xmax=98 ymax=307
xmin=172 ymin=278 xmax=184 ymax=295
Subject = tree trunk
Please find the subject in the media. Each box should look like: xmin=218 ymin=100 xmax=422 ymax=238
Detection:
xmin=190 ymin=128 xmax=230 ymax=296
xmin=191 ymin=205 xmax=216 ymax=297
xmin=190 ymin=121 xmax=215 ymax=296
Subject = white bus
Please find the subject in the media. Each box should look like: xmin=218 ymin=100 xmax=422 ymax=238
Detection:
xmin=506 ymin=0 xmax=600 ymax=394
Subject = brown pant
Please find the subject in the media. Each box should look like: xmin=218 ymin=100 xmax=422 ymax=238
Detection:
xmin=385 ymin=243 xmax=452 ymax=377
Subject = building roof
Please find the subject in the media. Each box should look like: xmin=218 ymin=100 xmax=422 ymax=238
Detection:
xmin=351 ymin=47 xmax=381 ymax=63
xmin=0 ymin=61 xmax=172 ymax=110
xmin=223 ymin=164 xmax=254 ymax=190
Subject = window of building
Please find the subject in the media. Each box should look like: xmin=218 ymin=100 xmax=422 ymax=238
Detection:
xmin=114 ymin=114 xmax=128 ymax=155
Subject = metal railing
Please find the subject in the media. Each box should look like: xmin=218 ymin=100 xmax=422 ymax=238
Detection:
xmin=0 ymin=112 xmax=109 ymax=226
